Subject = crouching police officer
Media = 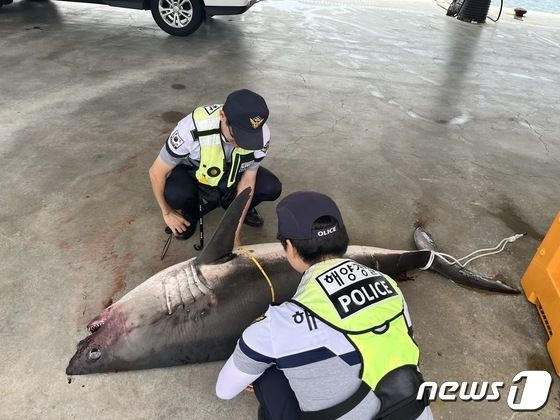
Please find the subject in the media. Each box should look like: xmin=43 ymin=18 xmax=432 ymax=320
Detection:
xmin=216 ymin=192 xmax=432 ymax=420
xmin=149 ymin=89 xmax=282 ymax=246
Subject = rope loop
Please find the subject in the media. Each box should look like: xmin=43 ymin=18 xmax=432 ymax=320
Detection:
xmin=238 ymin=246 xmax=276 ymax=303
xmin=421 ymin=233 xmax=526 ymax=270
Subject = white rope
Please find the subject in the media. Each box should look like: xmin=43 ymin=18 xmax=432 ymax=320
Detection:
xmin=419 ymin=250 xmax=436 ymax=270
xmin=421 ymin=233 xmax=526 ymax=270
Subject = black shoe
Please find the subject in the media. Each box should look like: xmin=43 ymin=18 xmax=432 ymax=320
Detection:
xmin=244 ymin=207 xmax=264 ymax=227
xmin=165 ymin=223 xmax=196 ymax=240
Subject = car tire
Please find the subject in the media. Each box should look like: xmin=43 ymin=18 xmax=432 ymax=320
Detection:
xmin=150 ymin=0 xmax=204 ymax=36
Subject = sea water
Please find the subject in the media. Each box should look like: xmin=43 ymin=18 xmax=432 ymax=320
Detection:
xmin=497 ymin=0 xmax=560 ymax=14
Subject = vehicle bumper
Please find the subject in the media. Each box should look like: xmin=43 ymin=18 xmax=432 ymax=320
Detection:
xmin=205 ymin=0 xmax=261 ymax=16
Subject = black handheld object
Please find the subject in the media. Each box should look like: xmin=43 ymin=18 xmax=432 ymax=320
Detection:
xmin=193 ymin=203 xmax=204 ymax=251
xmin=161 ymin=228 xmax=173 ymax=260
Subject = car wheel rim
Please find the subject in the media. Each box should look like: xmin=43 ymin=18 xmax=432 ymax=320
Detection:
xmin=159 ymin=0 xmax=193 ymax=28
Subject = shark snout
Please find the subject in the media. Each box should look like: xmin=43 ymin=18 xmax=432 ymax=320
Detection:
xmin=67 ymin=306 xmax=128 ymax=375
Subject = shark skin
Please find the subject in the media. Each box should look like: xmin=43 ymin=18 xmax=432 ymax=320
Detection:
xmin=66 ymin=242 xmax=431 ymax=374
xmin=66 ymin=189 xmax=519 ymax=375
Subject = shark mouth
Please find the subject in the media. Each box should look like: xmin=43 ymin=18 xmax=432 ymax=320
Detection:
xmin=86 ymin=307 xmax=112 ymax=333
xmin=88 ymin=319 xmax=105 ymax=333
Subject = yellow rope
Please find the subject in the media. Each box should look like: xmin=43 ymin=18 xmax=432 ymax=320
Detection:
xmin=238 ymin=246 xmax=276 ymax=303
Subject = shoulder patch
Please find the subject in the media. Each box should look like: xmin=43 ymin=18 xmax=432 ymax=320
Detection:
xmin=204 ymin=104 xmax=221 ymax=115
xmin=251 ymin=314 xmax=267 ymax=325
xmin=169 ymin=130 xmax=184 ymax=150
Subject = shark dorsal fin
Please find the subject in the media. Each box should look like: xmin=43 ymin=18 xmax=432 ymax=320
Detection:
xmin=194 ymin=187 xmax=251 ymax=266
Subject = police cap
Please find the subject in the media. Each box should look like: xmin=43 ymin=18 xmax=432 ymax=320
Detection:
xmin=223 ymin=89 xmax=269 ymax=151
xmin=276 ymin=192 xmax=344 ymax=240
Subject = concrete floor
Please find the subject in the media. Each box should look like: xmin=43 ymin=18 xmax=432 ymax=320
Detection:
xmin=1 ymin=0 xmax=559 ymax=418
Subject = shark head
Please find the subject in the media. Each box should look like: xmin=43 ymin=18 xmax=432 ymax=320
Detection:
xmin=66 ymin=271 xmax=227 ymax=374
xmin=66 ymin=305 xmax=128 ymax=375
xmin=67 ymin=189 xmax=255 ymax=375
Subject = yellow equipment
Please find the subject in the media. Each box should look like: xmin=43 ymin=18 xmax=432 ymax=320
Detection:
xmin=521 ymin=212 xmax=560 ymax=375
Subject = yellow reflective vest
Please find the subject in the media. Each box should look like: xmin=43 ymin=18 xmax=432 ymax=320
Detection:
xmin=192 ymin=106 xmax=254 ymax=188
xmin=292 ymin=258 xmax=420 ymax=391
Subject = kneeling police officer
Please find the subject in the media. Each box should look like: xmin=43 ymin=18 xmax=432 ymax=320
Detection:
xmin=216 ymin=191 xmax=433 ymax=419
xmin=149 ymin=89 xmax=282 ymax=247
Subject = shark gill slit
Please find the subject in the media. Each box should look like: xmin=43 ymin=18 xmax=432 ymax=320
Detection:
xmin=163 ymin=262 xmax=215 ymax=316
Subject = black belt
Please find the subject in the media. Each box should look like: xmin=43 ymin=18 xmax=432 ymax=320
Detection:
xmin=300 ymin=366 xmax=428 ymax=420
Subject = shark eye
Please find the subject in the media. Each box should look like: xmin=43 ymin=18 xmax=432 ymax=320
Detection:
xmin=89 ymin=348 xmax=102 ymax=361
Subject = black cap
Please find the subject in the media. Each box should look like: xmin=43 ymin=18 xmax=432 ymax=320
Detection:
xmin=276 ymin=192 xmax=344 ymax=240
xmin=223 ymin=89 xmax=269 ymax=150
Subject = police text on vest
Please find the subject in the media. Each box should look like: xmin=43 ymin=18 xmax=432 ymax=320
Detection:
xmin=316 ymin=260 xmax=398 ymax=318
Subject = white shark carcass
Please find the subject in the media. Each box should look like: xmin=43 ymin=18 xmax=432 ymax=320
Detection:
xmin=67 ymin=189 xmax=519 ymax=375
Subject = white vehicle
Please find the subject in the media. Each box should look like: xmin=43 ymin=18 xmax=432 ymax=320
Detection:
xmin=149 ymin=0 xmax=259 ymax=36
xmin=0 ymin=0 xmax=259 ymax=36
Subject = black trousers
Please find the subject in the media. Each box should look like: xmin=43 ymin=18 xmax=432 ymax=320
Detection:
xmin=253 ymin=367 xmax=301 ymax=420
xmin=163 ymin=165 xmax=282 ymax=223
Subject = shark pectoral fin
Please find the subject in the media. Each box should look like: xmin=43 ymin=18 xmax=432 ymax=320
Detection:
xmin=195 ymin=187 xmax=252 ymax=266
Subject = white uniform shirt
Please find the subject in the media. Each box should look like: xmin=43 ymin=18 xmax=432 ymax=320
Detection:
xmin=159 ymin=107 xmax=270 ymax=170
xmin=216 ymin=262 xmax=433 ymax=420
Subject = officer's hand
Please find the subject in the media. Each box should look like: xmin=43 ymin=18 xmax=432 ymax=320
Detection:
xmin=163 ymin=210 xmax=190 ymax=235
